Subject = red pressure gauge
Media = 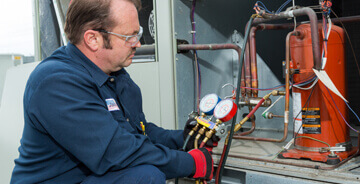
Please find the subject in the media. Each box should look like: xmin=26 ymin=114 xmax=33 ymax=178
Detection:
xmin=213 ymin=99 xmax=237 ymax=122
xmin=199 ymin=93 xmax=221 ymax=115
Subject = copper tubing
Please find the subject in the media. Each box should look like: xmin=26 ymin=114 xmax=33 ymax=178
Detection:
xmin=233 ymin=32 xmax=295 ymax=143
xmin=236 ymin=107 xmax=256 ymax=136
xmin=215 ymin=133 xmax=360 ymax=170
xmin=253 ymin=7 xmax=322 ymax=70
xmin=233 ymin=124 xmax=288 ymax=142
xmin=245 ymin=40 xmax=252 ymax=97
xmin=177 ymin=44 xmax=242 ymax=66
xmin=240 ymin=27 xmax=262 ymax=137
xmin=228 ymin=91 xmax=274 ymax=142
xmin=177 ymin=43 xmax=243 ymax=100
xmin=239 ymin=23 xmax=292 ymax=138
xmin=241 ymin=65 xmax=246 ymax=97
xmin=272 ymin=115 xmax=285 ymax=118
xmin=254 ymin=15 xmax=360 ymax=31
xmin=250 ymin=27 xmax=259 ymax=97
xmin=238 ymin=24 xmax=257 ymax=137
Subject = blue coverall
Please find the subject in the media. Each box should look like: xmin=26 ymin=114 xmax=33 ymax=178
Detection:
xmin=11 ymin=43 xmax=194 ymax=183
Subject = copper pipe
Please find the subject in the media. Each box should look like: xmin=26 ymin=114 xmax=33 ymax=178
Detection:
xmin=236 ymin=24 xmax=256 ymax=137
xmin=255 ymin=15 xmax=360 ymax=30
xmin=240 ymin=24 xmax=290 ymax=138
xmin=245 ymin=39 xmax=252 ymax=97
xmin=216 ymin=133 xmax=360 ymax=170
xmin=236 ymin=106 xmax=256 ymax=136
xmin=250 ymin=27 xmax=258 ymax=98
xmin=253 ymin=8 xmax=321 ymax=70
xmin=177 ymin=43 xmax=243 ymax=100
xmin=233 ymin=125 xmax=287 ymax=142
xmin=233 ymin=31 xmax=295 ymax=143
xmin=177 ymin=44 xmax=241 ymax=63
xmin=272 ymin=115 xmax=285 ymax=118
xmin=241 ymin=65 xmax=246 ymax=97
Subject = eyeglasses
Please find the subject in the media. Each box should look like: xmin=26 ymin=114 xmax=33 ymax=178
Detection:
xmin=94 ymin=26 xmax=143 ymax=47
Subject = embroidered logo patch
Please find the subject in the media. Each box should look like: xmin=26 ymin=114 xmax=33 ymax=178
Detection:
xmin=105 ymin=98 xmax=120 ymax=111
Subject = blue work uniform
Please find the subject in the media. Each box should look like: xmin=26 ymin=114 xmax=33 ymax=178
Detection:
xmin=11 ymin=43 xmax=194 ymax=183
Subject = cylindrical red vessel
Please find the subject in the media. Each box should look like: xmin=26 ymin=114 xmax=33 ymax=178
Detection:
xmin=280 ymin=24 xmax=356 ymax=163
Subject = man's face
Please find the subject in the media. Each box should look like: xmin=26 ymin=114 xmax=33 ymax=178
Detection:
xmin=101 ymin=0 xmax=141 ymax=73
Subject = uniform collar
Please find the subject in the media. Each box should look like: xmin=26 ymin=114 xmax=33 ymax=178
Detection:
xmin=66 ymin=43 xmax=109 ymax=87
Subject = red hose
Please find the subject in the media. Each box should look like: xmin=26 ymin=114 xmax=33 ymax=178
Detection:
xmin=247 ymin=98 xmax=265 ymax=118
xmin=215 ymin=144 xmax=227 ymax=184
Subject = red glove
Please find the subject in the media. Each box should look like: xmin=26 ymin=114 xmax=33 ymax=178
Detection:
xmin=188 ymin=148 xmax=214 ymax=180
xmin=204 ymin=141 xmax=218 ymax=153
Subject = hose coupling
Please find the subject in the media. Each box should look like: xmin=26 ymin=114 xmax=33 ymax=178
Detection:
xmin=271 ymin=90 xmax=286 ymax=96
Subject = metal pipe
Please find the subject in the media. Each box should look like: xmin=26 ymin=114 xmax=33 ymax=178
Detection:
xmin=241 ymin=65 xmax=246 ymax=97
xmin=233 ymin=31 xmax=296 ymax=143
xmin=239 ymin=23 xmax=257 ymax=137
xmin=177 ymin=44 xmax=241 ymax=60
xmin=272 ymin=114 xmax=285 ymax=118
xmin=134 ymin=44 xmax=156 ymax=55
xmin=331 ymin=15 xmax=360 ymax=24
xmin=237 ymin=24 xmax=290 ymax=139
xmin=177 ymin=43 xmax=243 ymax=97
xmin=253 ymin=8 xmax=321 ymax=70
xmin=245 ymin=39 xmax=252 ymax=97
xmin=250 ymin=27 xmax=259 ymax=97
xmin=253 ymin=15 xmax=360 ymax=31
xmin=215 ymin=133 xmax=360 ymax=170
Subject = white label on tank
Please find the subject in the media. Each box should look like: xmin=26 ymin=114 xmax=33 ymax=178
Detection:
xmin=293 ymin=92 xmax=303 ymax=134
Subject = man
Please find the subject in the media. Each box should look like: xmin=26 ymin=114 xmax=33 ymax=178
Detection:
xmin=11 ymin=0 xmax=213 ymax=183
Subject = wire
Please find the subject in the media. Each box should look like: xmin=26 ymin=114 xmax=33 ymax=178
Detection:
xmin=331 ymin=8 xmax=360 ymax=78
xmin=262 ymin=96 xmax=284 ymax=115
xmin=293 ymin=78 xmax=318 ymax=90
xmin=345 ymin=102 xmax=360 ymax=124
xmin=276 ymin=0 xmax=292 ymax=14
xmin=254 ymin=1 xmax=273 ymax=14
xmin=254 ymin=0 xmax=292 ymax=14
xmin=325 ymin=87 xmax=359 ymax=133
xmin=293 ymin=87 xmax=315 ymax=139
xmin=240 ymin=74 xmax=317 ymax=91
xmin=273 ymin=147 xmax=285 ymax=160
xmin=241 ymin=85 xmax=284 ymax=91
xmin=295 ymin=136 xmax=331 ymax=148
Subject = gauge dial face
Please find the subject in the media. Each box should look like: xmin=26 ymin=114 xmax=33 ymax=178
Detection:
xmin=214 ymin=99 xmax=234 ymax=119
xmin=199 ymin=94 xmax=219 ymax=113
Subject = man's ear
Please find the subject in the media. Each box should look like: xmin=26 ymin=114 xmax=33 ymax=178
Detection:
xmin=83 ymin=30 xmax=102 ymax=51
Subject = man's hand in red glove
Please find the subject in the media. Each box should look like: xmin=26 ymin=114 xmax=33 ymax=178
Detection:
xmin=188 ymin=147 xmax=214 ymax=181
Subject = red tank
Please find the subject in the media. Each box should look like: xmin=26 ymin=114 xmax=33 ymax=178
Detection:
xmin=279 ymin=24 xmax=357 ymax=164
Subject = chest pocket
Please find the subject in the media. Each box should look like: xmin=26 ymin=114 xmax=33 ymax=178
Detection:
xmin=110 ymin=111 xmax=137 ymax=134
